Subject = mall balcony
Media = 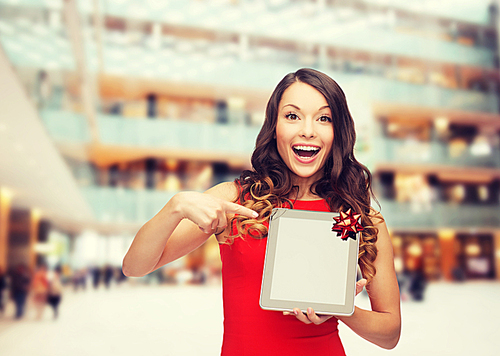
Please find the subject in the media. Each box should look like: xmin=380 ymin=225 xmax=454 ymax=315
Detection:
xmin=1 ymin=0 xmax=500 ymax=114
xmin=373 ymin=136 xmax=500 ymax=169
xmin=2 ymin=0 xmax=496 ymax=68
xmin=378 ymin=199 xmax=500 ymax=230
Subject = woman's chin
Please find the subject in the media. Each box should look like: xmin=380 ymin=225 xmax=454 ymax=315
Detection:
xmin=289 ymin=167 xmax=324 ymax=181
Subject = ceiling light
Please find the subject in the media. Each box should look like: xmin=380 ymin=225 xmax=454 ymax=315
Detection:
xmin=407 ymin=242 xmax=423 ymax=257
xmin=438 ymin=229 xmax=455 ymax=240
xmin=470 ymin=136 xmax=492 ymax=156
xmin=465 ymin=243 xmax=481 ymax=257
xmin=0 ymin=187 xmax=14 ymax=201
xmin=434 ymin=116 xmax=449 ymax=133
xmin=32 ymin=208 xmax=42 ymax=220
xmin=387 ymin=122 xmax=399 ymax=133
xmin=478 ymin=185 xmax=488 ymax=201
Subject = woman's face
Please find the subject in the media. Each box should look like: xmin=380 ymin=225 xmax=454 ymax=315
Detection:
xmin=275 ymin=82 xmax=334 ymax=182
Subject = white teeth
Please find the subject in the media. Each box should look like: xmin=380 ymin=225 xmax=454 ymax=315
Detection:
xmin=294 ymin=146 xmax=319 ymax=151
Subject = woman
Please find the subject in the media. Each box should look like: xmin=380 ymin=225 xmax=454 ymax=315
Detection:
xmin=47 ymin=266 xmax=63 ymax=319
xmin=123 ymin=68 xmax=401 ymax=355
xmin=32 ymin=264 xmax=48 ymax=320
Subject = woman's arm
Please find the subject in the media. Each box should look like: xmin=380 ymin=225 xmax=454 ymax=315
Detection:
xmin=291 ymin=212 xmax=401 ymax=349
xmin=336 ymin=212 xmax=401 ymax=349
xmin=122 ymin=182 xmax=258 ymax=277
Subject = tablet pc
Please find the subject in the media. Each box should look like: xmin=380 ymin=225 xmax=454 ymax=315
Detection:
xmin=260 ymin=208 xmax=361 ymax=316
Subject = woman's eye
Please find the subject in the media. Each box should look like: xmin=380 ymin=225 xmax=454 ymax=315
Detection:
xmin=285 ymin=113 xmax=299 ymax=120
xmin=319 ymin=116 xmax=332 ymax=123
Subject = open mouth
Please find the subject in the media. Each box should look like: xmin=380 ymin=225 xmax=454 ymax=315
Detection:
xmin=292 ymin=145 xmax=320 ymax=159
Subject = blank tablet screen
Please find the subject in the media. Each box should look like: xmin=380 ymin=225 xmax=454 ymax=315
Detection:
xmin=260 ymin=208 xmax=360 ymax=315
xmin=269 ymin=216 xmax=348 ymax=305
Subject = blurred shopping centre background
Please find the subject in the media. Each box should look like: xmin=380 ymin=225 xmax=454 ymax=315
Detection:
xmin=1 ymin=0 xmax=500 ymax=297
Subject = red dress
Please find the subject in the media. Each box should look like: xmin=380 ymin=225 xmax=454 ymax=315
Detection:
xmin=219 ymin=199 xmax=346 ymax=356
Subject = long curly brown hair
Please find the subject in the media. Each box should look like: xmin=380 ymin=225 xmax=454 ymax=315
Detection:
xmin=228 ymin=68 xmax=380 ymax=283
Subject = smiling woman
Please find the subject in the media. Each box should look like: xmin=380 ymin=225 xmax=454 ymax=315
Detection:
xmin=275 ymin=82 xmax=334 ymax=184
xmin=123 ymin=68 xmax=401 ymax=356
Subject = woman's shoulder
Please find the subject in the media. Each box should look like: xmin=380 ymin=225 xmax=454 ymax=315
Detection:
xmin=369 ymin=206 xmax=385 ymax=226
xmin=205 ymin=181 xmax=239 ymax=202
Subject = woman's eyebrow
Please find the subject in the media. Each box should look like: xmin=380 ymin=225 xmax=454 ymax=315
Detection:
xmin=282 ymin=104 xmax=301 ymax=111
xmin=282 ymin=104 xmax=330 ymax=111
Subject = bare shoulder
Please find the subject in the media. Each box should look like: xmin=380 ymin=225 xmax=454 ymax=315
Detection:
xmin=205 ymin=181 xmax=239 ymax=202
xmin=369 ymin=207 xmax=386 ymax=227
xmin=367 ymin=207 xmax=393 ymax=250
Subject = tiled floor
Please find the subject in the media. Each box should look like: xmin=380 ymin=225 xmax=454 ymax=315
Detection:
xmin=0 ymin=281 xmax=498 ymax=355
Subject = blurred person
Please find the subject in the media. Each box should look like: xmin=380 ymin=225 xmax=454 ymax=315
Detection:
xmin=452 ymin=265 xmax=466 ymax=282
xmin=91 ymin=266 xmax=101 ymax=289
xmin=189 ymin=265 xmax=206 ymax=285
xmin=9 ymin=264 xmax=31 ymax=319
xmin=47 ymin=266 xmax=63 ymax=319
xmin=408 ymin=268 xmax=427 ymax=302
xmin=394 ymin=256 xmax=411 ymax=301
xmin=32 ymin=264 xmax=49 ymax=320
xmin=61 ymin=264 xmax=72 ymax=284
xmin=0 ymin=266 xmax=7 ymax=315
xmin=160 ymin=266 xmax=177 ymax=285
xmin=72 ymin=268 xmax=88 ymax=291
xmin=35 ymin=70 xmax=52 ymax=109
xmin=103 ymin=265 xmax=114 ymax=289
xmin=123 ymin=68 xmax=401 ymax=354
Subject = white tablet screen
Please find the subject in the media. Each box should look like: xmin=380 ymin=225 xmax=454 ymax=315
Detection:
xmin=269 ymin=216 xmax=348 ymax=305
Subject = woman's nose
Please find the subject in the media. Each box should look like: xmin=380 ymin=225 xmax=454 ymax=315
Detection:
xmin=299 ymin=118 xmax=316 ymax=138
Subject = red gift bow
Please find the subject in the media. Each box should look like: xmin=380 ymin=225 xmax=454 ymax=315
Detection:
xmin=332 ymin=208 xmax=364 ymax=241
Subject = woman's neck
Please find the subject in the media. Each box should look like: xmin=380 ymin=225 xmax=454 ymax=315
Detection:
xmin=290 ymin=175 xmax=322 ymax=200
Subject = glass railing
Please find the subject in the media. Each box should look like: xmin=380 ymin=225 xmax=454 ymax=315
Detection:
xmin=373 ymin=137 xmax=500 ymax=168
xmin=363 ymin=0 xmax=493 ymax=26
xmin=377 ymin=199 xmax=500 ymax=229
xmin=97 ymin=114 xmax=259 ymax=154
xmin=97 ymin=47 xmax=497 ymax=113
xmin=357 ymin=76 xmax=497 ymax=113
xmin=82 ymin=0 xmax=494 ymax=68
xmin=82 ymin=186 xmax=176 ymax=223
xmin=40 ymin=110 xmax=91 ymax=142
xmin=40 ymin=110 xmax=261 ymax=154
xmin=41 ymin=110 xmax=500 ymax=170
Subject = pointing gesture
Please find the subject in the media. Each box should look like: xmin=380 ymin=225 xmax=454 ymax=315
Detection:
xmin=174 ymin=191 xmax=258 ymax=235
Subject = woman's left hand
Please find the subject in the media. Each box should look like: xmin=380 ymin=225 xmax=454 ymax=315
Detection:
xmin=283 ymin=278 xmax=367 ymax=325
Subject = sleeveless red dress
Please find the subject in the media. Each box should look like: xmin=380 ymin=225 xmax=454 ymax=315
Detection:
xmin=219 ymin=199 xmax=346 ymax=356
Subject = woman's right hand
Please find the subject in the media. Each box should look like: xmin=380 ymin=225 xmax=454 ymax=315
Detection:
xmin=173 ymin=191 xmax=259 ymax=235
xmin=123 ymin=183 xmax=256 ymax=277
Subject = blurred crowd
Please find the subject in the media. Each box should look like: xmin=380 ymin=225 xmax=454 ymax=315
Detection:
xmin=0 ymin=257 xmax=432 ymax=323
xmin=0 ymin=264 xmax=62 ymax=320
xmin=0 ymin=260 xmax=223 ymax=322
xmin=0 ymin=264 xmax=64 ymax=320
